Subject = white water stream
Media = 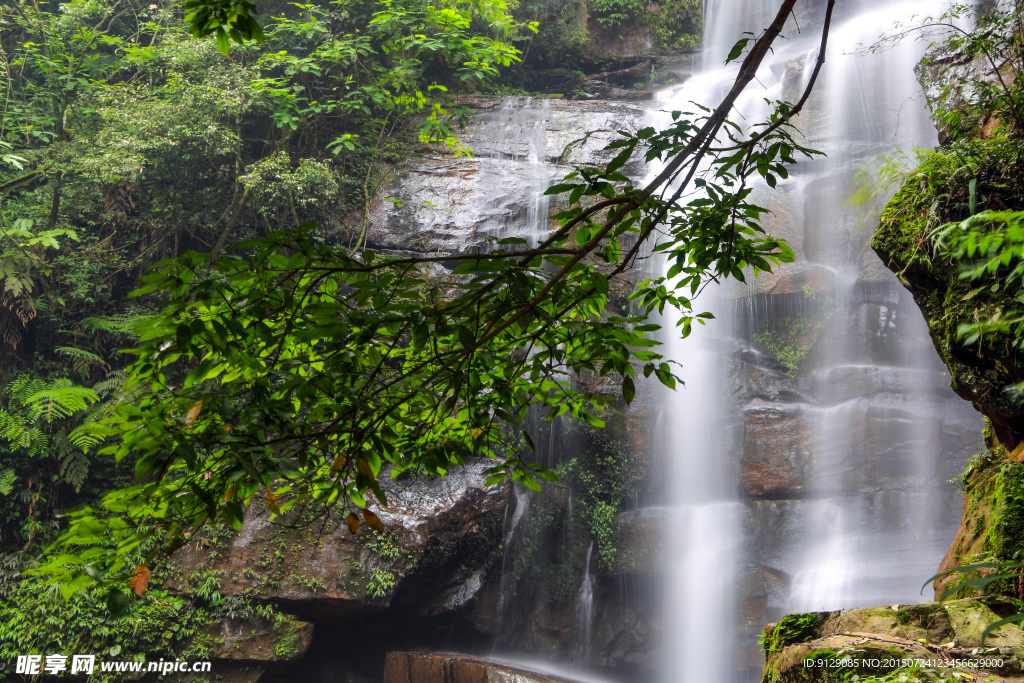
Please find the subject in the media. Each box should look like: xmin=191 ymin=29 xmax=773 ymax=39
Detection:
xmin=653 ymin=0 xmax=979 ymax=680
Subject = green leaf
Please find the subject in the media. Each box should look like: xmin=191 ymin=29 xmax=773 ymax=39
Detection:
xmin=726 ymin=37 xmax=750 ymax=63
xmin=521 ymin=475 xmax=542 ymax=492
xmin=215 ymin=27 xmax=230 ymax=56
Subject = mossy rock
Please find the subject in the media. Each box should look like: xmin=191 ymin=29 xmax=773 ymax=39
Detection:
xmin=211 ymin=615 xmax=314 ymax=662
xmin=819 ymin=604 xmax=950 ymax=646
xmin=761 ymin=635 xmax=934 ymax=683
xmin=945 ymin=600 xmax=1024 ymax=650
xmin=872 ymin=137 xmax=1024 ymax=448
xmin=935 ymin=454 xmax=1024 ymax=598
xmin=761 ymin=599 xmax=1024 ymax=682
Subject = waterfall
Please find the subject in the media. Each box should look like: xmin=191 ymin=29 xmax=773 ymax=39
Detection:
xmin=573 ymin=542 xmax=597 ymax=664
xmin=653 ymin=0 xmax=981 ymax=680
xmin=488 ymin=96 xmax=554 ymax=247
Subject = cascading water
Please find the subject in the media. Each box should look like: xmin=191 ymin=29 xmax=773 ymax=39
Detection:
xmin=489 ymin=97 xmax=554 ymax=247
xmin=652 ymin=0 xmax=982 ymax=680
xmin=573 ymin=542 xmax=597 ymax=664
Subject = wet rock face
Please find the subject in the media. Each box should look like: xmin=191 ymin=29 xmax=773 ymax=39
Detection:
xmin=168 ymin=459 xmax=509 ymax=627
xmin=741 ymin=401 xmax=810 ymax=498
xmin=915 ymin=41 xmax=1006 ymax=144
xmin=367 ymin=97 xmax=649 ymax=256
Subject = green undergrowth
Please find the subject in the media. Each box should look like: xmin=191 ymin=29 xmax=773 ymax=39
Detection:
xmin=0 ymin=558 xmax=293 ymax=681
xmin=753 ymin=288 xmax=834 ymax=377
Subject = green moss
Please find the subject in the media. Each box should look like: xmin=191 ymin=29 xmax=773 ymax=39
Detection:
xmin=272 ymin=615 xmax=307 ymax=659
xmin=939 ymin=453 xmax=1024 ymax=596
xmin=998 ymin=461 xmax=1024 ymax=561
xmin=892 ymin=603 xmax=938 ymax=626
xmin=761 ymin=612 xmax=825 ymax=654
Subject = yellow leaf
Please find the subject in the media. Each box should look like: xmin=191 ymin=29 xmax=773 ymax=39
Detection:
xmin=356 ymin=459 xmax=374 ymax=480
xmin=346 ymin=512 xmax=359 ymax=534
xmin=185 ymin=400 xmax=203 ymax=427
xmin=222 ymin=486 xmax=234 ymax=502
xmin=130 ymin=564 xmax=151 ymax=598
xmin=362 ymin=508 xmax=385 ymax=533
xmin=265 ymin=491 xmax=281 ymax=515
xmin=329 ymin=453 xmax=348 ymax=477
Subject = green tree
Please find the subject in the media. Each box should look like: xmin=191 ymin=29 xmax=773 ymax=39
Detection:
xmin=0 ymin=0 xmax=540 ymax=562
xmin=0 ymin=374 xmax=99 ymax=550
xmin=35 ymin=0 xmax=835 ymax=603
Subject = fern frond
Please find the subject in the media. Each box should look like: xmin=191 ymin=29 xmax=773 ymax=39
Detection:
xmin=25 ymin=384 xmax=99 ymax=421
xmin=6 ymin=375 xmax=45 ymax=403
xmin=78 ymin=312 xmax=150 ymax=337
xmin=55 ymin=346 xmax=106 ymax=364
xmin=55 ymin=346 xmax=111 ymax=378
xmin=0 ymin=469 xmax=15 ymax=496
xmin=92 ymin=370 xmax=127 ymax=398
xmin=69 ymin=429 xmax=102 ymax=451
xmin=58 ymin=449 xmax=89 ymax=492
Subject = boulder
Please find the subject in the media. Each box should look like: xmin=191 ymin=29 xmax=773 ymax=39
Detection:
xmin=760 ymin=600 xmax=1024 ymax=682
xmin=168 ymin=459 xmax=510 ymax=626
xmin=212 ymin=615 xmax=314 ymax=663
xmin=945 ymin=600 xmax=1024 ymax=650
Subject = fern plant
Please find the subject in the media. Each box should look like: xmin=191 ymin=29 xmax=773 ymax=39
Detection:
xmin=0 ymin=375 xmax=99 ymax=491
xmin=931 ymin=209 xmax=1024 ymax=347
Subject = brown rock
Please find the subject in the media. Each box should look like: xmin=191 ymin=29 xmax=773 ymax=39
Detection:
xmin=213 ymin=616 xmax=314 ymax=662
xmin=741 ymin=402 xmax=811 ymax=497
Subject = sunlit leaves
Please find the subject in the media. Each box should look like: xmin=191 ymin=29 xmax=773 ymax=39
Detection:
xmin=183 ymin=0 xmax=265 ymax=55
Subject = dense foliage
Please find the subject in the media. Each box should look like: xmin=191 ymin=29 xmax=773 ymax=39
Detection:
xmin=0 ymin=0 xmax=531 ymax=553
xmin=0 ymin=0 xmax=537 ymax=657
